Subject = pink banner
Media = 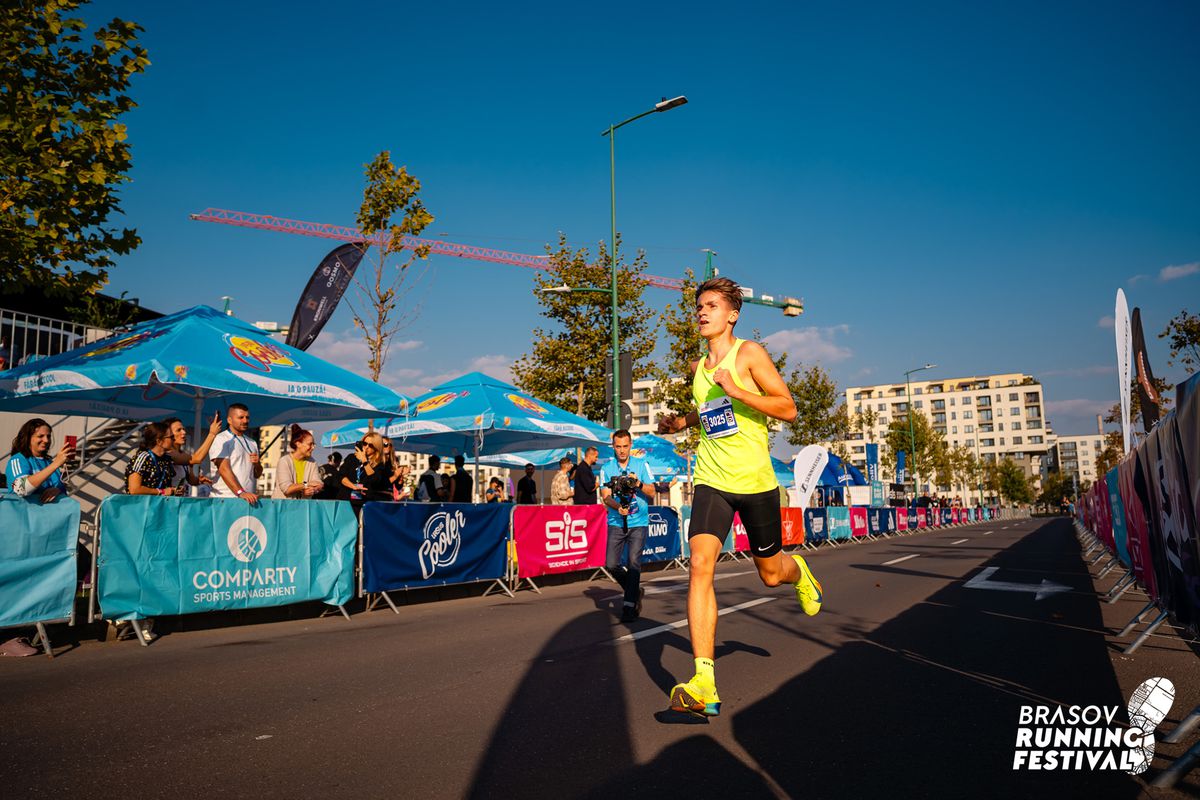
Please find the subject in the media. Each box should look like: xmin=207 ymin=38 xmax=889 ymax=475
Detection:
xmin=953 ymin=508 xmax=962 ymax=525
xmin=731 ymin=512 xmax=750 ymax=553
xmin=513 ymin=505 xmax=607 ymax=579
xmin=849 ymin=506 xmax=868 ymax=537
xmin=781 ymin=508 xmax=806 ymax=547
xmin=916 ymin=507 xmax=928 ymax=528
xmin=896 ymin=507 xmax=908 ymax=530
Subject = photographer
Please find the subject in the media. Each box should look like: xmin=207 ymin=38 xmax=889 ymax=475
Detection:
xmin=599 ymin=429 xmax=655 ymax=623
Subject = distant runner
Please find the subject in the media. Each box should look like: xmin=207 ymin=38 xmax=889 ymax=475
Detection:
xmin=657 ymin=276 xmax=823 ymax=717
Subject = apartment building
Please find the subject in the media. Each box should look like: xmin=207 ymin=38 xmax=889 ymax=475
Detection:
xmin=841 ymin=371 xmax=1052 ymax=494
xmin=1048 ymin=431 xmax=1105 ymax=489
xmin=629 ymin=379 xmax=673 ymax=437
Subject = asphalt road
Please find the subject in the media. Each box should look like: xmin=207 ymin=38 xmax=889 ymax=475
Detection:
xmin=3 ymin=517 xmax=1197 ymax=799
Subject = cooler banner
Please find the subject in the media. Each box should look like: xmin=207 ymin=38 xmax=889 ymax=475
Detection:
xmin=781 ymin=507 xmax=806 ymax=547
xmin=640 ymin=506 xmax=682 ymax=564
xmin=98 ymin=496 xmax=356 ymax=621
xmin=361 ymin=503 xmax=508 ymax=591
xmin=512 ymin=505 xmax=607 ymax=579
xmin=0 ymin=494 xmax=80 ymax=629
xmin=804 ymin=508 xmax=829 ymax=543
xmin=827 ymin=507 xmax=852 ymax=541
xmin=896 ymin=507 xmax=908 ymax=531
xmin=916 ymin=508 xmax=928 ymax=529
xmin=849 ymin=507 xmax=868 ymax=538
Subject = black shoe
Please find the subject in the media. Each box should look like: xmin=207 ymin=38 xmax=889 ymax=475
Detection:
xmin=620 ymin=605 xmax=638 ymax=623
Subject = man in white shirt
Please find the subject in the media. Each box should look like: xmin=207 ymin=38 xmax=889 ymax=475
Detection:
xmin=209 ymin=403 xmax=262 ymax=503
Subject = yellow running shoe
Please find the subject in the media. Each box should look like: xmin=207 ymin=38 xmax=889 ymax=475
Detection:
xmin=669 ymin=676 xmax=721 ymax=717
xmin=792 ymin=554 xmax=823 ymax=616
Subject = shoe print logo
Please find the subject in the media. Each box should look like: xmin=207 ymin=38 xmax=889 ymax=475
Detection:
xmin=1125 ymin=677 xmax=1175 ymax=775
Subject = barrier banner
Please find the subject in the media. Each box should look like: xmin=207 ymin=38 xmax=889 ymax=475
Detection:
xmin=1118 ymin=454 xmax=1156 ymax=599
xmin=679 ymin=505 xmax=692 ymax=558
xmin=732 ymin=513 xmax=750 ymax=553
xmin=867 ymin=507 xmax=895 ymax=535
xmin=828 ymin=507 xmax=851 ymax=540
xmin=1172 ymin=376 xmax=1200 ymax=620
xmin=941 ymin=509 xmax=953 ymax=527
xmin=98 ymin=496 xmax=356 ymax=621
xmin=361 ymin=503 xmax=508 ymax=591
xmin=512 ymin=504 xmax=606 ymax=579
xmin=882 ymin=507 xmax=897 ymax=533
xmin=849 ymin=506 xmax=868 ymax=538
xmin=1144 ymin=415 xmax=1199 ymax=626
xmin=0 ymin=494 xmax=80 ymax=629
xmin=896 ymin=507 xmax=908 ymax=531
xmin=804 ymin=508 xmax=829 ymax=543
xmin=916 ymin=508 xmax=927 ymax=529
xmin=781 ymin=507 xmax=806 ymax=546
xmin=641 ymin=506 xmax=682 ymax=564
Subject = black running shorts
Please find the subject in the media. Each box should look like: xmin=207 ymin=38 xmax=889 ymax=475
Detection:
xmin=689 ymin=484 xmax=783 ymax=558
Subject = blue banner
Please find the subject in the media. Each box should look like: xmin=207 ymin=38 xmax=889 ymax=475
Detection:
xmin=896 ymin=450 xmax=907 ymax=483
xmin=865 ymin=444 xmax=879 ymax=482
xmin=804 ymin=508 xmax=829 ymax=542
xmin=0 ymin=493 xmax=80 ymax=629
xmin=941 ymin=509 xmax=953 ymax=526
xmin=870 ymin=480 xmax=884 ymax=506
xmin=882 ymin=507 xmax=897 ymax=533
xmin=1106 ymin=468 xmax=1130 ymax=567
xmin=641 ymin=506 xmax=682 ymax=564
xmin=362 ymin=502 xmax=508 ymax=591
xmin=98 ymin=496 xmax=356 ymax=621
xmin=827 ymin=507 xmax=852 ymax=540
xmin=868 ymin=507 xmax=896 ymax=535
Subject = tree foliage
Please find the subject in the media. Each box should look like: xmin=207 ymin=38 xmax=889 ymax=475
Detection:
xmin=884 ymin=409 xmax=946 ymax=487
xmin=0 ymin=1 xmax=150 ymax=295
xmin=783 ymin=363 xmax=848 ymax=450
xmin=512 ymin=235 xmax=656 ymax=423
xmin=1038 ymin=471 xmax=1076 ymax=509
xmin=995 ymin=457 xmax=1034 ymax=505
xmin=1159 ymin=309 xmax=1199 ymax=374
xmin=348 ymin=151 xmax=433 ymax=383
xmin=649 ymin=269 xmax=701 ymax=453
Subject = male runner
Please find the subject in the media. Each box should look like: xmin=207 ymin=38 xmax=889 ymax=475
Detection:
xmin=657 ymin=276 xmax=823 ymax=716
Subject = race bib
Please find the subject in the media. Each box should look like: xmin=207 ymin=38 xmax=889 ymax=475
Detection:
xmin=699 ymin=396 xmax=739 ymax=439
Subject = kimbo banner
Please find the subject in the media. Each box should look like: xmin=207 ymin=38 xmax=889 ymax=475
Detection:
xmin=361 ymin=502 xmax=509 ymax=591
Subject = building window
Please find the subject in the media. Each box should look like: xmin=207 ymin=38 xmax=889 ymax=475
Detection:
xmin=962 ymin=396 xmax=972 ymax=405
xmin=914 ymin=400 xmax=923 ymax=409
xmin=1000 ymin=438 xmax=1005 ymax=445
xmin=952 ymin=426 xmax=958 ymax=434
xmin=1025 ymin=392 xmax=1040 ymax=404
xmin=965 ymin=425 xmax=974 ymax=433
xmin=1013 ymin=436 xmax=1023 ymax=445
xmin=1012 ymin=422 xmax=1021 ymax=430
xmin=931 ymin=413 xmax=946 ymax=423
xmin=981 ymin=438 xmax=995 ymax=447
xmin=951 ymin=412 xmax=957 ymax=420
xmin=878 ymin=403 xmax=885 ymax=411
xmin=914 ymin=388 xmax=923 ymax=395
xmin=1029 ymin=436 xmax=1043 ymax=444
xmin=980 ymin=424 xmax=994 ymax=433
xmin=979 ymin=409 xmax=993 ymax=421
xmin=963 ymin=410 xmax=973 ymax=420
xmin=998 ymin=422 xmax=1004 ymax=431
xmin=1008 ymin=393 xmax=1019 ymax=401
xmin=950 ymin=397 xmax=956 ymax=406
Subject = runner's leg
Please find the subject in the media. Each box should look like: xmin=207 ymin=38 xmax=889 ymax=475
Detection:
xmin=686 ymin=533 xmax=722 ymax=658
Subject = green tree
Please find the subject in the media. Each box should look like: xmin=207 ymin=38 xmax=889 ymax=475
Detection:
xmin=512 ymin=235 xmax=656 ymax=423
xmin=995 ymin=458 xmax=1034 ymax=505
xmin=783 ymin=364 xmax=849 ymax=449
xmin=1038 ymin=471 xmax=1075 ymax=510
xmin=884 ymin=410 xmax=946 ymax=490
xmin=1159 ymin=309 xmax=1199 ymax=374
xmin=1 ymin=1 xmax=150 ymax=296
xmin=348 ymin=151 xmax=433 ymax=383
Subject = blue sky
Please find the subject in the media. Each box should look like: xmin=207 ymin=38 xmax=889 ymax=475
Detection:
xmin=85 ymin=1 xmax=1199 ymax=443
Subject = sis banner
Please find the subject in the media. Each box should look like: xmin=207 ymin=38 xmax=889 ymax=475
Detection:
xmin=361 ymin=502 xmax=508 ymax=591
xmin=98 ymin=496 xmax=356 ymax=621
xmin=781 ymin=507 xmax=806 ymax=547
xmin=849 ymin=507 xmax=869 ymax=538
xmin=641 ymin=506 xmax=682 ymax=564
xmin=513 ymin=505 xmax=606 ymax=579
xmin=0 ymin=494 xmax=80 ymax=629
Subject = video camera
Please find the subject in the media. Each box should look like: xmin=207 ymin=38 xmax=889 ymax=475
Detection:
xmin=605 ymin=474 xmax=642 ymax=509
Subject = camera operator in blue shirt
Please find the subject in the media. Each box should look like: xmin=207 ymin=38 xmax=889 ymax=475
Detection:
xmin=599 ymin=429 xmax=656 ymax=623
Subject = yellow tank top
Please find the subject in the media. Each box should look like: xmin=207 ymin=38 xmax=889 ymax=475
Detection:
xmin=692 ymin=338 xmax=778 ymax=493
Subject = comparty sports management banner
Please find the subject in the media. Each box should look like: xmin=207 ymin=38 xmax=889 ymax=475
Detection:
xmin=512 ymin=505 xmax=607 ymax=579
xmin=361 ymin=502 xmax=509 ymax=591
xmin=98 ymin=496 xmax=356 ymax=620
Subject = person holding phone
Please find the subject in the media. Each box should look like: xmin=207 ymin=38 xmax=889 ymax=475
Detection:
xmin=5 ymin=418 xmax=74 ymax=503
xmin=162 ymin=413 xmax=222 ymax=492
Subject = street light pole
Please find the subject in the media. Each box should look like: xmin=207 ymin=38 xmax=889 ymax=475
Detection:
xmin=601 ymin=95 xmax=687 ymax=429
xmin=903 ymin=363 xmax=936 ymax=501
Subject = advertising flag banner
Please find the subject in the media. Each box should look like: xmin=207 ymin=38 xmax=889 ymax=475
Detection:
xmin=792 ymin=445 xmax=828 ymax=510
xmin=361 ymin=503 xmax=508 ymax=591
xmin=849 ymin=506 xmax=868 ymax=538
xmin=512 ymin=505 xmax=607 ymax=579
xmin=0 ymin=494 xmax=80 ymax=628
xmin=781 ymin=507 xmax=806 ymax=547
xmin=865 ymin=444 xmax=879 ymax=482
xmin=896 ymin=450 xmax=907 ymax=484
xmin=285 ymin=242 xmax=366 ymax=351
xmin=1115 ymin=289 xmax=1133 ymax=453
xmin=641 ymin=507 xmax=682 ymax=564
xmin=1131 ymin=307 xmax=1162 ymax=433
xmin=98 ymin=496 xmax=356 ymax=620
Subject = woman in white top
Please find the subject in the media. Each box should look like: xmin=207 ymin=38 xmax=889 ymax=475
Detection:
xmin=271 ymin=425 xmax=324 ymax=499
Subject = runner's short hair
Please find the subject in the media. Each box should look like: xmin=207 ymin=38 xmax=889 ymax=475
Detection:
xmin=696 ymin=276 xmax=743 ymax=323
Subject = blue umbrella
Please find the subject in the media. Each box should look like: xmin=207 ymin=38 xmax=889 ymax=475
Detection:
xmin=596 ymin=433 xmax=689 ymax=480
xmin=0 ymin=305 xmax=411 ymax=433
xmin=818 ymin=452 xmax=867 ymax=487
xmin=320 ymin=372 xmax=610 ymax=457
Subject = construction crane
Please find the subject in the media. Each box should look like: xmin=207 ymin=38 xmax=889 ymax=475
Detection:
xmin=189 ymin=208 xmax=804 ymax=317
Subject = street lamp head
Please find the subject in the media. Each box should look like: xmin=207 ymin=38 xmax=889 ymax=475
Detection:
xmin=924 ymin=363 xmax=937 ymax=370
xmin=541 ymin=285 xmax=572 ymax=293
xmin=655 ymin=95 xmax=688 ymax=112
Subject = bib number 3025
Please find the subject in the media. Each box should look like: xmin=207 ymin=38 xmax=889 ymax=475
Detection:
xmin=699 ymin=396 xmax=739 ymax=439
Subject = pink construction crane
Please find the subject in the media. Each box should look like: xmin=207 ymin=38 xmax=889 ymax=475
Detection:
xmin=189 ymin=208 xmax=803 ymax=315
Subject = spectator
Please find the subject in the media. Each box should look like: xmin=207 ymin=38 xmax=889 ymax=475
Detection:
xmin=5 ymin=417 xmax=74 ymax=503
xmin=394 ymin=463 xmax=413 ymax=501
xmin=572 ymin=447 xmax=599 ymax=505
xmin=209 ymin=404 xmax=261 ymax=504
xmin=485 ymin=477 xmax=506 ymax=503
xmin=515 ymin=463 xmax=538 ymax=504
xmin=0 ymin=335 xmax=9 ymax=371
xmin=318 ymin=452 xmax=343 ymax=499
xmin=450 ymin=453 xmax=473 ymax=503
xmin=551 ymin=457 xmax=574 ymax=505
xmin=380 ymin=439 xmax=405 ymax=500
xmin=439 ymin=472 xmax=452 ymax=502
xmin=337 ymin=442 xmax=366 ymax=501
xmin=416 ymin=456 xmax=441 ymax=502
xmin=162 ymin=414 xmax=222 ymax=493
xmin=357 ymin=433 xmax=394 ymax=502
xmin=125 ymin=422 xmax=178 ymax=496
xmin=271 ymin=425 xmax=325 ymax=499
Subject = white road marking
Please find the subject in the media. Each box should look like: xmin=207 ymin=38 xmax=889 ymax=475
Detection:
xmin=644 ymin=572 xmax=750 ymax=595
xmin=964 ymin=566 xmax=1070 ymax=600
xmin=951 ymin=538 xmax=968 ymax=545
xmin=612 ymin=597 xmax=776 ymax=643
xmin=882 ymin=554 xmax=920 ymax=566
xmin=983 ymin=531 xmax=992 ymax=536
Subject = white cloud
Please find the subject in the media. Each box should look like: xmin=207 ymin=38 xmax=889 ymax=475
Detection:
xmin=1159 ymin=262 xmax=1200 ymax=282
xmin=762 ymin=325 xmax=853 ymax=365
xmin=1097 ymin=315 xmax=1114 ymax=329
xmin=1128 ymin=274 xmax=1150 ymax=285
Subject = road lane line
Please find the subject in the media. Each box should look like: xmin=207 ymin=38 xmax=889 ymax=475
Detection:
xmin=951 ymin=538 xmax=968 ymax=545
xmin=983 ymin=531 xmax=992 ymax=536
xmin=644 ymin=572 xmax=749 ymax=595
xmin=612 ymin=597 xmax=775 ymax=643
xmin=882 ymin=554 xmax=920 ymax=566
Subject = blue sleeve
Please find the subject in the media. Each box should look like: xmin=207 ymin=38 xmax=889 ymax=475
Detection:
xmin=6 ymin=454 xmax=28 ymax=483
xmin=639 ymin=460 xmax=654 ymax=484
